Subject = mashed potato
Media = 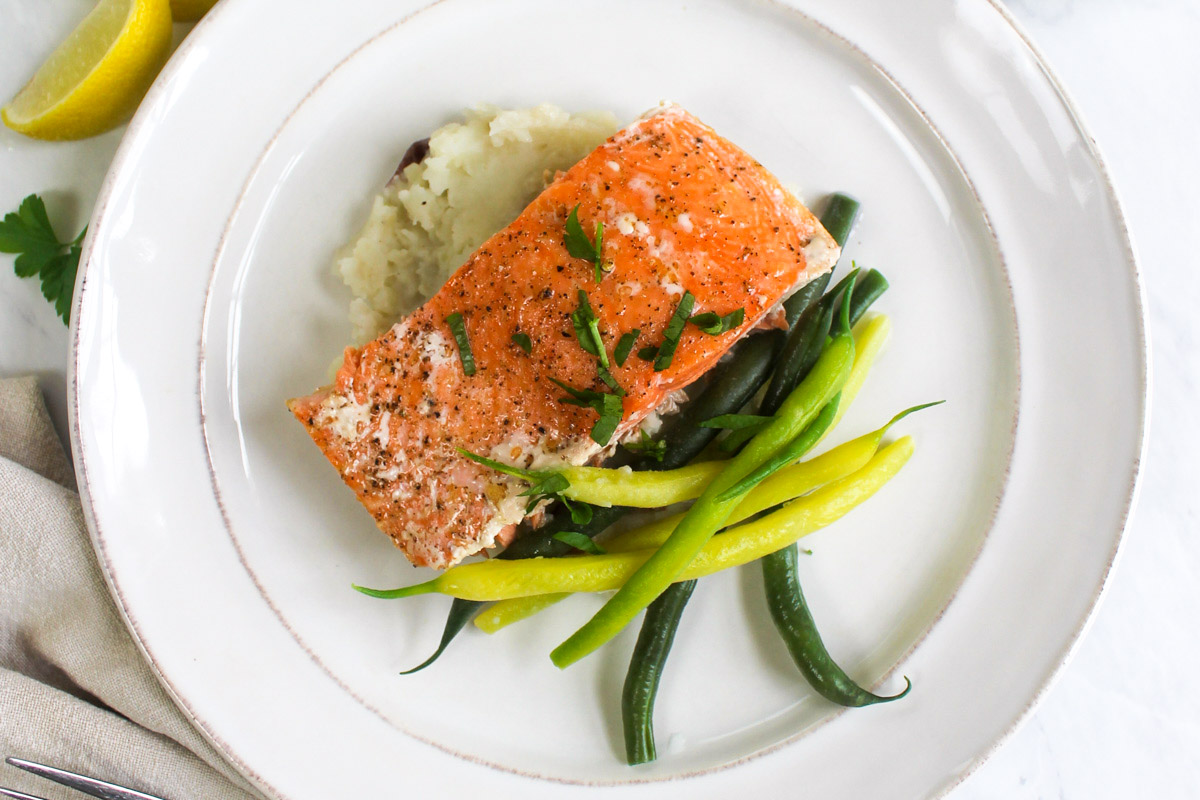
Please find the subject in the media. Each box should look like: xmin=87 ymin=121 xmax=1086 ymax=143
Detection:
xmin=336 ymin=104 xmax=620 ymax=343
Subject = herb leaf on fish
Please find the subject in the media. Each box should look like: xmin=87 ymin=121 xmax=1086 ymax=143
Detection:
xmin=445 ymin=312 xmax=477 ymax=375
xmin=549 ymin=377 xmax=625 ymax=446
xmin=614 ymin=329 xmax=640 ymax=366
xmin=621 ymin=429 xmax=666 ymax=462
xmin=564 ymin=203 xmax=607 ymax=283
xmin=653 ymin=291 xmax=696 ymax=372
xmin=689 ymin=308 xmax=745 ymax=336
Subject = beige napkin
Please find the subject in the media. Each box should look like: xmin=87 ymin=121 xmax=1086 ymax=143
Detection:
xmin=0 ymin=376 xmax=261 ymax=800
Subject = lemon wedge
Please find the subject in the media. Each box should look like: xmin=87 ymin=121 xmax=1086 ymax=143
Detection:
xmin=1 ymin=0 xmax=173 ymax=140
xmin=170 ymin=0 xmax=218 ymax=22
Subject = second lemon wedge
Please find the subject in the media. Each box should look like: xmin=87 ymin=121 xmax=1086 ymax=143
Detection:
xmin=1 ymin=0 xmax=172 ymax=141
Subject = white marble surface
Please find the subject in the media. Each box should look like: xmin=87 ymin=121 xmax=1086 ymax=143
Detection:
xmin=1 ymin=1 xmax=1197 ymax=796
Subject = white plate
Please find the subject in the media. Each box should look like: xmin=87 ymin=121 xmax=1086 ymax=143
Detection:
xmin=68 ymin=0 xmax=1147 ymax=797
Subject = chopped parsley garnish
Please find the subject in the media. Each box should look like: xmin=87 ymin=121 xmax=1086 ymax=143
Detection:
xmin=636 ymin=345 xmax=659 ymax=362
xmin=561 ymin=496 xmax=594 ymax=525
xmin=589 ymin=393 xmax=624 ymax=446
xmin=549 ymin=377 xmax=625 ymax=446
xmin=653 ymin=290 xmax=695 ymax=372
xmin=569 ymin=290 xmax=626 ymax=396
xmin=1 ymin=194 xmax=87 ymax=324
xmin=699 ymin=413 xmax=772 ymax=432
xmin=597 ymin=364 xmax=624 ymax=395
xmin=570 ymin=290 xmax=608 ymax=367
xmin=614 ymin=329 xmax=640 ymax=366
xmin=550 ymin=377 xmax=607 ymax=407
xmin=553 ymin=531 xmax=607 ymax=555
xmin=564 ymin=203 xmax=607 ymax=283
xmin=444 ymin=312 xmax=476 ymax=375
xmin=511 ymin=332 xmax=532 ymax=354
xmin=457 ymin=448 xmax=570 ymax=512
xmin=622 ymin=429 xmax=666 ymax=462
xmin=689 ymin=307 xmax=745 ymax=335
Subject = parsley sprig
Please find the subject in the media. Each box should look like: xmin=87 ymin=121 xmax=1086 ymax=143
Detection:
xmin=550 ymin=377 xmax=625 ymax=445
xmin=511 ymin=331 xmax=532 ymax=354
xmin=570 ymin=290 xmax=608 ymax=367
xmin=1 ymin=194 xmax=86 ymax=324
xmin=653 ymin=291 xmax=696 ymax=371
xmin=444 ymin=312 xmax=476 ymax=375
xmin=614 ymin=329 xmax=639 ymax=366
xmin=457 ymin=448 xmax=572 ymax=513
xmin=689 ymin=307 xmax=745 ymax=335
xmin=621 ymin=429 xmax=666 ymax=462
xmin=564 ymin=204 xmax=608 ymax=283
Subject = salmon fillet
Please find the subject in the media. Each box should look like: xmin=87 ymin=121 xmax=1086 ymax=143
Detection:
xmin=289 ymin=105 xmax=839 ymax=569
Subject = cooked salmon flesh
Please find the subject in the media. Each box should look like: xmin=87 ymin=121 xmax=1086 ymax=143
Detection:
xmin=288 ymin=105 xmax=839 ymax=569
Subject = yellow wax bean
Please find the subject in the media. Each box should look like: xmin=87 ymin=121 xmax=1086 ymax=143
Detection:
xmin=821 ymin=313 xmax=891 ymax=443
xmin=559 ymin=461 xmax=723 ymax=508
xmin=475 ymin=593 xmax=569 ymax=634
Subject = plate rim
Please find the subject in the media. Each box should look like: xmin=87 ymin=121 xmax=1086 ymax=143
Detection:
xmin=66 ymin=0 xmax=1150 ymax=796
xmin=924 ymin=2 xmax=1151 ymax=793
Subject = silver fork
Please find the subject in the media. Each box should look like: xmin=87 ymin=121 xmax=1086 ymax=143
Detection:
xmin=1 ymin=757 xmax=167 ymax=800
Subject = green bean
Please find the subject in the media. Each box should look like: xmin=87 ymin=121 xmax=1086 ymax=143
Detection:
xmin=762 ymin=544 xmax=910 ymax=706
xmin=622 ymin=579 xmax=696 ymax=765
xmin=731 ymin=267 xmax=886 ymax=457
xmin=817 ymin=193 xmax=861 ymax=250
xmin=757 ymin=270 xmax=904 ymax=707
xmin=717 ymin=394 xmax=840 ymax=502
xmin=845 ymin=269 xmax=889 ymax=324
xmin=754 ymin=300 xmax=836 ymax=429
xmin=780 ymin=194 xmax=859 ymax=320
xmin=397 ymin=606 xmax=474 ymax=674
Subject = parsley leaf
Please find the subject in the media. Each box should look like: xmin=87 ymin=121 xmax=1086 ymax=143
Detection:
xmin=0 ymin=194 xmax=86 ymax=324
xmin=553 ymin=531 xmax=607 ymax=555
xmin=456 ymin=448 xmax=539 ymax=481
xmin=597 ymin=363 xmax=625 ymax=395
xmin=622 ymin=429 xmax=666 ymax=462
xmin=561 ymin=496 xmax=594 ymax=525
xmin=653 ymin=290 xmax=695 ymax=372
xmin=511 ymin=332 xmax=532 ymax=354
xmin=563 ymin=203 xmax=608 ymax=283
xmin=457 ymin=448 xmax=572 ymax=513
xmin=614 ymin=329 xmax=640 ymax=366
xmin=589 ymin=393 xmax=624 ymax=446
xmin=593 ymin=220 xmax=606 ymax=283
xmin=549 ymin=377 xmax=607 ymax=407
xmin=444 ymin=312 xmax=476 ymax=375
xmin=570 ymin=290 xmax=608 ymax=366
xmin=637 ymin=345 xmax=659 ymax=362
xmin=689 ymin=307 xmax=745 ymax=335
xmin=549 ymin=377 xmax=625 ymax=445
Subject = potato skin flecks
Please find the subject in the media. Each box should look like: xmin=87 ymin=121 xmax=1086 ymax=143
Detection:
xmin=288 ymin=105 xmax=839 ymax=569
